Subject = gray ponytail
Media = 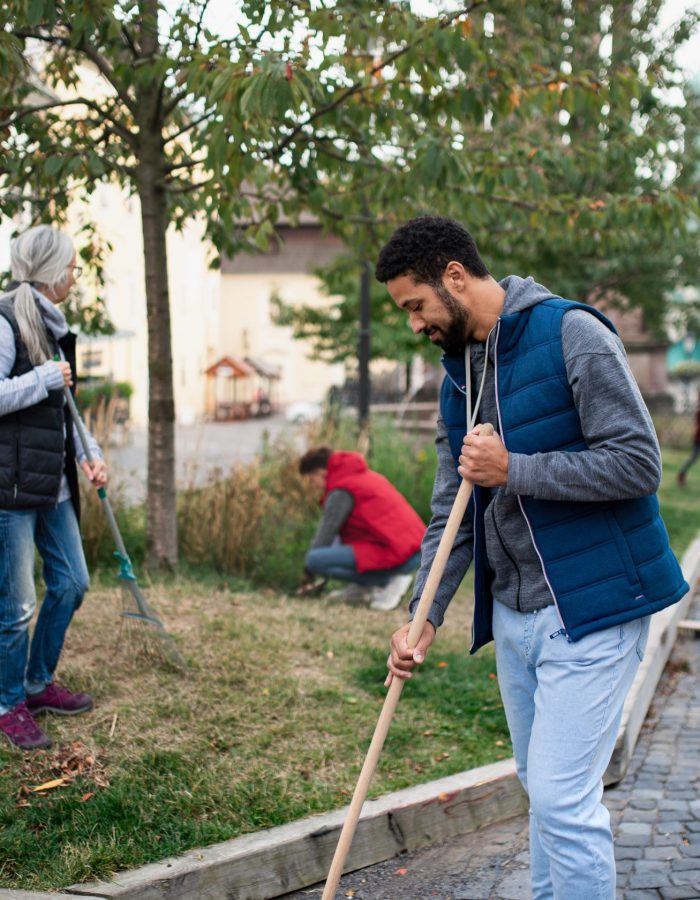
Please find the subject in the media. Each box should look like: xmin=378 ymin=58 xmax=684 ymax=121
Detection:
xmin=2 ymin=225 xmax=74 ymax=365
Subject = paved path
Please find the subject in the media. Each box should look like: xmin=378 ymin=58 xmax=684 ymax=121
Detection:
xmin=107 ymin=415 xmax=293 ymax=502
xmin=285 ymin=592 xmax=700 ymax=900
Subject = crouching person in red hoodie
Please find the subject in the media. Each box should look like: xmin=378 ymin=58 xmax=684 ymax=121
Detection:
xmin=299 ymin=447 xmax=425 ymax=610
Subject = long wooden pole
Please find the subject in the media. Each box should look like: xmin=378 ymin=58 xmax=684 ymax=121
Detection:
xmin=321 ymin=424 xmax=493 ymax=898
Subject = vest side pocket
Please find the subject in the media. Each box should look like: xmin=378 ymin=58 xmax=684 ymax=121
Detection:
xmin=607 ymin=507 xmax=643 ymax=595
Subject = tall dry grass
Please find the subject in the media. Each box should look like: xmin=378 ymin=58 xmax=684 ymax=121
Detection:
xmin=177 ymin=442 xmax=318 ymax=590
xmin=176 ymin=416 xmax=436 ymax=591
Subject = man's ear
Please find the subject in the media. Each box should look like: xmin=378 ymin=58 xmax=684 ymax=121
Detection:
xmin=444 ymin=260 xmax=467 ymax=291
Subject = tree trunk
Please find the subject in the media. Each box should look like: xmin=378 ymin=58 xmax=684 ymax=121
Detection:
xmin=132 ymin=0 xmax=177 ymax=569
xmin=136 ymin=152 xmax=177 ymax=568
xmin=135 ymin=117 xmax=177 ymax=567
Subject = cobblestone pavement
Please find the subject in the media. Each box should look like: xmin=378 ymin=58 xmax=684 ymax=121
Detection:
xmin=284 ymin=597 xmax=700 ymax=900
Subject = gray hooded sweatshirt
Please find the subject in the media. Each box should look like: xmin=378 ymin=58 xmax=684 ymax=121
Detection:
xmin=410 ymin=275 xmax=661 ymax=630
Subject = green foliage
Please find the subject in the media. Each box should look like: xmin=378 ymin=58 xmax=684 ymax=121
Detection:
xmin=2 ymin=1 xmax=698 ymax=285
xmin=267 ymin=3 xmax=700 ymax=358
xmin=75 ymin=379 xmax=133 ymax=413
xmin=272 ymin=254 xmax=425 ymax=364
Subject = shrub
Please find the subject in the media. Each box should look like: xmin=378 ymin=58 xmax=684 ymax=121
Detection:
xmin=176 ymin=416 xmax=435 ymax=590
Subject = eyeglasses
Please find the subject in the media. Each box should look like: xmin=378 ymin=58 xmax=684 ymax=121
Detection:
xmin=71 ymin=265 xmax=83 ymax=280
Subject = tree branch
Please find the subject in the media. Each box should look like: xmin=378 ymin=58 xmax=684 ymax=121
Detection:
xmin=79 ymin=42 xmax=138 ymax=114
xmin=121 ymin=23 xmax=139 ymax=57
xmin=164 ymin=176 xmax=213 ymax=194
xmin=191 ymin=0 xmax=213 ymax=51
xmin=12 ymin=22 xmax=138 ymax=113
xmin=161 ymin=85 xmax=198 ymax=121
xmin=163 ymin=156 xmax=207 ymax=174
xmin=1 ymin=96 xmax=138 ymax=149
xmin=266 ymin=1 xmax=488 ymax=159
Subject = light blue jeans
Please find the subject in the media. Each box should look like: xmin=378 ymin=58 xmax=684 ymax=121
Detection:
xmin=0 ymin=500 xmax=90 ymax=714
xmin=492 ymin=600 xmax=650 ymax=900
xmin=305 ymin=544 xmax=420 ymax=587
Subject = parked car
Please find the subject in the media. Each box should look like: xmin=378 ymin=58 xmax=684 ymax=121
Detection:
xmin=284 ymin=401 xmax=322 ymax=424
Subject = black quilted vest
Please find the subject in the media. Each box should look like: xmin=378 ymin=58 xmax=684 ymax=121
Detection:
xmin=0 ymin=292 xmax=80 ymax=518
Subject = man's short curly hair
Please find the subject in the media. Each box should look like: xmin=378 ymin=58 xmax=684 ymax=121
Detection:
xmin=299 ymin=446 xmax=333 ymax=475
xmin=375 ymin=216 xmax=489 ymax=286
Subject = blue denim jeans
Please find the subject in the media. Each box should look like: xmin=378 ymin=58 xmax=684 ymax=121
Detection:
xmin=492 ymin=600 xmax=650 ymax=900
xmin=304 ymin=544 xmax=420 ymax=587
xmin=0 ymin=500 xmax=90 ymax=714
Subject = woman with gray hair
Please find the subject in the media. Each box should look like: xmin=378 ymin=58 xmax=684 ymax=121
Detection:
xmin=0 ymin=224 xmax=107 ymax=751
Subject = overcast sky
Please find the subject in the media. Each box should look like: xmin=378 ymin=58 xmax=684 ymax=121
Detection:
xmin=660 ymin=0 xmax=700 ymax=74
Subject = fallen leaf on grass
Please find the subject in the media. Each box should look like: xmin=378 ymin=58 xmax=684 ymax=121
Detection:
xmin=488 ymin=673 xmax=497 ymax=680
xmin=81 ymin=792 xmax=94 ymax=802
xmin=15 ymin=740 xmax=110 ymax=806
xmin=394 ymin=867 xmax=409 ymax=876
xmin=345 ymin=891 xmax=356 ymax=898
xmin=436 ymin=661 xmax=448 ymax=668
xmin=30 ymin=777 xmax=70 ymax=793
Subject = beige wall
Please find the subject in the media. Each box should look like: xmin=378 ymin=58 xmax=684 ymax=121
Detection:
xmin=70 ymin=190 xmax=345 ymax=423
xmin=218 ymin=271 xmax=344 ymax=406
xmin=71 ymin=184 xmax=221 ymax=426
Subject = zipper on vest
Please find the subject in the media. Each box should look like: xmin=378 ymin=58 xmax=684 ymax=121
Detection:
xmin=492 ymin=319 xmax=567 ymax=633
xmin=490 ymin=501 xmax=523 ymax=611
xmin=13 ymin=439 xmax=19 ymax=500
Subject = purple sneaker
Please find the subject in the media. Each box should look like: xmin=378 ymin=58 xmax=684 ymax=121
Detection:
xmin=0 ymin=702 xmax=52 ymax=750
xmin=26 ymin=682 xmax=93 ymax=717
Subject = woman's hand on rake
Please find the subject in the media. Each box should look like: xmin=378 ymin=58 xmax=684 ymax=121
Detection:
xmin=80 ymin=458 xmax=108 ymax=488
xmin=52 ymin=360 xmax=73 ymax=387
xmin=384 ymin=620 xmax=436 ymax=687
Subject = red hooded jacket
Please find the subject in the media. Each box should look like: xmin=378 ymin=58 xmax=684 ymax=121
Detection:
xmin=323 ymin=451 xmax=425 ymax=572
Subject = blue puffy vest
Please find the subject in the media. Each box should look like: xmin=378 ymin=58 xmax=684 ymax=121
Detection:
xmin=440 ymin=298 xmax=688 ymax=652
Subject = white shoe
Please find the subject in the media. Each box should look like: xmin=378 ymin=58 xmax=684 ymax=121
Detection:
xmin=369 ymin=573 xmax=414 ymax=611
xmin=327 ymin=583 xmax=373 ymax=604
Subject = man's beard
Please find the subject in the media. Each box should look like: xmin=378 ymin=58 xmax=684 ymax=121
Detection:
xmin=433 ymin=284 xmax=470 ymax=355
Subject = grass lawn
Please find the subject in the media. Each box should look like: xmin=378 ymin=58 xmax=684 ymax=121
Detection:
xmin=0 ymin=572 xmax=507 ymax=890
xmin=0 ymin=447 xmax=698 ymax=891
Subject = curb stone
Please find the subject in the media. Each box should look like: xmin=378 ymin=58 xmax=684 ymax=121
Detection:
xmin=4 ymin=538 xmax=699 ymax=900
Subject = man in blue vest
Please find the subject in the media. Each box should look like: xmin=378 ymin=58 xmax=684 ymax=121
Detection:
xmin=376 ymin=216 xmax=687 ymax=900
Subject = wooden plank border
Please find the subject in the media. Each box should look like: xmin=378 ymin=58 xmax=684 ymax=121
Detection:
xmin=64 ymin=760 xmax=526 ymax=899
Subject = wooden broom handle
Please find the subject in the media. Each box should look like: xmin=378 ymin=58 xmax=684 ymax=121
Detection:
xmin=321 ymin=423 xmax=495 ymax=898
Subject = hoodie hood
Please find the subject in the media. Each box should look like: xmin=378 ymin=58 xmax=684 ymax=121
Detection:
xmin=499 ymin=274 xmax=555 ymax=316
xmin=327 ymin=451 xmax=368 ymax=483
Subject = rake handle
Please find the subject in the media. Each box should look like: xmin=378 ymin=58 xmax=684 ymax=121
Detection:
xmin=62 ymin=386 xmax=129 ymax=559
xmin=322 ymin=424 xmax=494 ymax=899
